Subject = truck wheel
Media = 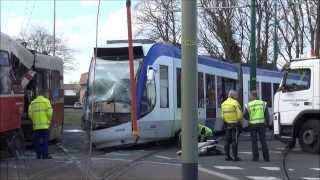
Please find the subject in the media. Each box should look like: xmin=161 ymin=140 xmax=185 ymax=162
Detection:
xmin=299 ymin=120 xmax=320 ymax=154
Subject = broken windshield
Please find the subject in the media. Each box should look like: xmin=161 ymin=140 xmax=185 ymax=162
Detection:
xmin=93 ymin=58 xmax=141 ymax=104
xmin=0 ymin=51 xmax=11 ymax=95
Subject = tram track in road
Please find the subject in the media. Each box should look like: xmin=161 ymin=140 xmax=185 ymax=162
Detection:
xmin=100 ymin=147 xmax=166 ymax=180
xmin=17 ymin=142 xmax=83 ymax=180
xmin=56 ymin=141 xmax=170 ymax=180
xmin=0 ymin=155 xmax=29 ymax=180
xmin=281 ymin=145 xmax=292 ymax=180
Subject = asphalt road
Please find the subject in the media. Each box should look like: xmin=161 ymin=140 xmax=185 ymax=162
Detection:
xmin=1 ymin=121 xmax=319 ymax=180
xmin=57 ymin=123 xmax=320 ymax=180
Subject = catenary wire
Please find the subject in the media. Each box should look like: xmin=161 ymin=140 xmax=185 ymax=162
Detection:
xmin=85 ymin=0 xmax=101 ymax=180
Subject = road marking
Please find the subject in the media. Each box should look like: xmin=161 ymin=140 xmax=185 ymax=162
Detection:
xmin=238 ymin=151 xmax=252 ymax=154
xmin=260 ymin=167 xmax=280 ymax=171
xmin=56 ymin=143 xmax=100 ymax=180
xmin=91 ymin=157 xmax=132 ymax=162
xmin=301 ymin=178 xmax=320 ymax=180
xmin=110 ymin=152 xmax=130 ymax=156
xmin=154 ymin=155 xmax=176 ymax=160
xmin=140 ymin=161 xmax=181 ymax=166
xmin=311 ymin=168 xmax=320 ymax=171
xmin=199 ymin=166 xmax=240 ymax=180
xmin=63 ymin=129 xmax=84 ymax=133
xmin=270 ymin=150 xmax=282 ymax=154
xmin=288 ymin=168 xmax=295 ymax=171
xmin=214 ymin=166 xmax=244 ymax=170
xmin=246 ymin=176 xmax=281 ymax=180
xmin=275 ymin=147 xmax=285 ymax=150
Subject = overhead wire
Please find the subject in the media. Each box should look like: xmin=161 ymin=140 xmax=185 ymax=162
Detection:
xmin=24 ymin=0 xmax=35 ymax=35
xmin=20 ymin=0 xmax=29 ymax=34
xmin=85 ymin=0 xmax=101 ymax=180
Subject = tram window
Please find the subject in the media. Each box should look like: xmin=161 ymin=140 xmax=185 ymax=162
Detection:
xmin=205 ymin=74 xmax=215 ymax=106
xmin=0 ymin=51 xmax=11 ymax=94
xmin=248 ymin=81 xmax=260 ymax=98
xmin=261 ymin=82 xmax=272 ymax=107
xmin=160 ymin=65 xmax=169 ymax=108
xmin=0 ymin=51 xmax=9 ymax=66
xmin=11 ymin=54 xmax=28 ymax=86
xmin=177 ymin=68 xmax=181 ymax=108
xmin=217 ymin=77 xmax=237 ymax=107
xmin=141 ymin=76 xmax=156 ymax=116
xmin=273 ymin=83 xmax=279 ymax=95
xmin=37 ymin=71 xmax=49 ymax=91
xmin=198 ymin=72 xmax=204 ymax=108
xmin=51 ymin=71 xmax=61 ymax=102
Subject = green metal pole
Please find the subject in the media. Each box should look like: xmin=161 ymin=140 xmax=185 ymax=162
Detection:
xmin=181 ymin=0 xmax=198 ymax=179
xmin=250 ymin=0 xmax=256 ymax=91
xmin=53 ymin=0 xmax=56 ymax=56
xmin=273 ymin=0 xmax=279 ymax=70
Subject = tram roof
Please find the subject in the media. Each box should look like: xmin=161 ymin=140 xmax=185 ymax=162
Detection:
xmin=146 ymin=43 xmax=283 ymax=78
xmin=35 ymin=54 xmax=63 ymax=73
xmin=1 ymin=33 xmax=63 ymax=72
xmin=0 ymin=33 xmax=34 ymax=69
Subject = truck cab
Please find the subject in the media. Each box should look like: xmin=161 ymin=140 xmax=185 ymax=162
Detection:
xmin=273 ymin=58 xmax=320 ymax=153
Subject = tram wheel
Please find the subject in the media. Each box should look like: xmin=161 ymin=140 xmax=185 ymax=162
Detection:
xmin=7 ymin=130 xmax=25 ymax=159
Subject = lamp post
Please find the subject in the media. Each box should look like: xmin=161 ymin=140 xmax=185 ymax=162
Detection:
xmin=181 ymin=0 xmax=198 ymax=179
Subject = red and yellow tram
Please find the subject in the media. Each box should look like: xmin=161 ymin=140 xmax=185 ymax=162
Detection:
xmin=0 ymin=33 xmax=64 ymax=156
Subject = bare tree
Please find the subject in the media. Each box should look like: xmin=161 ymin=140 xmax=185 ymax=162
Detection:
xmin=315 ymin=0 xmax=320 ymax=56
xmin=198 ymin=0 xmax=241 ymax=63
xmin=276 ymin=0 xmax=320 ymax=61
xmin=18 ymin=26 xmax=76 ymax=71
xmin=135 ymin=0 xmax=180 ymax=45
xmin=255 ymin=0 xmax=273 ymax=68
xmin=135 ymin=0 xmax=319 ymax=67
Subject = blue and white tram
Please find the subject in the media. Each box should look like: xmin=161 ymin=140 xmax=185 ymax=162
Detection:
xmin=83 ymin=43 xmax=283 ymax=149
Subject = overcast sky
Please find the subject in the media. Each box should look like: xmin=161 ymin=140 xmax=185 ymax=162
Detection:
xmin=1 ymin=0 xmax=139 ymax=83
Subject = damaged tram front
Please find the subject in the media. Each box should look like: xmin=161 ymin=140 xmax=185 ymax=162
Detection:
xmin=0 ymin=33 xmax=64 ymax=156
xmin=83 ymin=44 xmax=158 ymax=148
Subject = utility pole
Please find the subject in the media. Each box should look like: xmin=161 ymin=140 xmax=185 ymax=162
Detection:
xmin=126 ymin=0 xmax=139 ymax=137
xmin=53 ymin=0 xmax=56 ymax=56
xmin=273 ymin=0 xmax=279 ymax=70
xmin=181 ymin=0 xmax=198 ymax=180
xmin=250 ymin=0 xmax=256 ymax=91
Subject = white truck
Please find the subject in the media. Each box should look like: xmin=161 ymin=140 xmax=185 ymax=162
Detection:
xmin=273 ymin=58 xmax=320 ymax=153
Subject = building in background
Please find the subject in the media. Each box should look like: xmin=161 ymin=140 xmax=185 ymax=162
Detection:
xmin=63 ymin=84 xmax=80 ymax=107
xmin=79 ymin=72 xmax=88 ymax=104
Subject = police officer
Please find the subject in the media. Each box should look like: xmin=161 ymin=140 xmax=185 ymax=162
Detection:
xmin=28 ymin=91 xmax=53 ymax=159
xmin=244 ymin=90 xmax=270 ymax=162
xmin=221 ymin=90 xmax=242 ymax=161
xmin=198 ymin=123 xmax=213 ymax=142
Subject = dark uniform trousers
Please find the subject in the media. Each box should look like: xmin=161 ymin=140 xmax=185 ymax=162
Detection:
xmin=33 ymin=129 xmax=49 ymax=159
xmin=224 ymin=124 xmax=240 ymax=159
xmin=250 ymin=126 xmax=269 ymax=161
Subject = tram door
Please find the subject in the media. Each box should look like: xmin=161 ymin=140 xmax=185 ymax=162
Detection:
xmin=158 ymin=62 xmax=174 ymax=138
xmin=205 ymin=74 xmax=216 ymax=129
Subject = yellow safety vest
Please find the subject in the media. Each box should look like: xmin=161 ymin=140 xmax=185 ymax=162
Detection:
xmin=28 ymin=96 xmax=53 ymax=130
xmin=247 ymin=100 xmax=266 ymax=124
xmin=221 ymin=97 xmax=242 ymax=123
xmin=198 ymin=123 xmax=213 ymax=137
